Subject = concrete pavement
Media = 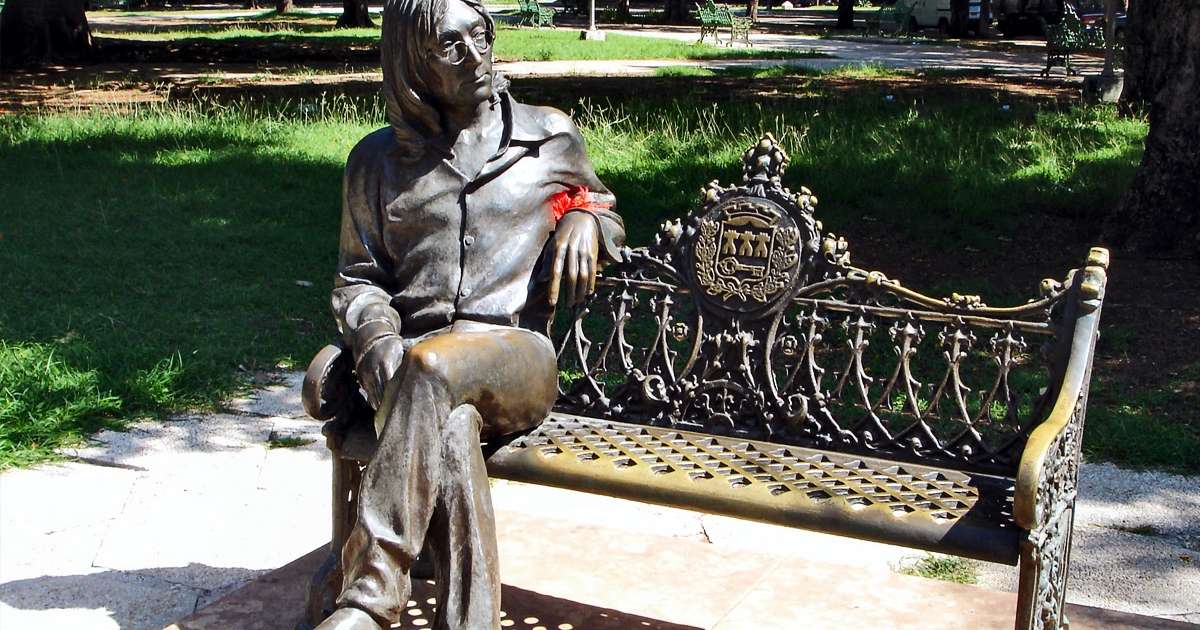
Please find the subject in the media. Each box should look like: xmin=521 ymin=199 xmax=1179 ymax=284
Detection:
xmin=1 ymin=372 xmax=1196 ymax=629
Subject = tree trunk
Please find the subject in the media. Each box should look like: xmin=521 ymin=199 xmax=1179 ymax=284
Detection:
xmin=337 ymin=0 xmax=375 ymax=28
xmin=277 ymin=0 xmax=294 ymax=13
xmin=949 ymin=0 xmax=970 ymax=36
xmin=0 ymin=0 xmax=92 ymax=71
xmin=836 ymin=0 xmax=854 ymax=29
xmin=978 ymin=0 xmax=991 ymax=37
xmin=1102 ymin=1 xmax=1200 ymax=257
xmin=664 ymin=0 xmax=689 ymax=24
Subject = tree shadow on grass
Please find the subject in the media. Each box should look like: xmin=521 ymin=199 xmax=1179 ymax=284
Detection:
xmin=0 ymin=118 xmax=346 ymax=445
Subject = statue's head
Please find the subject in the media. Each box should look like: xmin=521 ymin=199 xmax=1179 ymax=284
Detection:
xmin=381 ymin=0 xmax=500 ymax=160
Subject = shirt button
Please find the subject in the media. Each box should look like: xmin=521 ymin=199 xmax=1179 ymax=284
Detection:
xmin=460 ymin=287 xmax=471 ymax=298
xmin=463 ymin=235 xmax=475 ymax=246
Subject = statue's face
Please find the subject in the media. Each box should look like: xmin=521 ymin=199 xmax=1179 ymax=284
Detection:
xmin=424 ymin=0 xmax=494 ymax=110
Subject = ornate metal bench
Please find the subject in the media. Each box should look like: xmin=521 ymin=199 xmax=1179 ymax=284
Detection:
xmin=1040 ymin=6 xmax=1106 ymax=76
xmin=517 ymin=0 xmax=557 ymax=28
xmin=302 ymin=134 xmax=1108 ymax=630
xmin=696 ymin=0 xmax=753 ymax=47
xmin=865 ymin=0 xmax=915 ymax=37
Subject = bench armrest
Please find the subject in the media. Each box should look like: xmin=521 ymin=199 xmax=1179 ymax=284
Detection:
xmin=1014 ymin=248 xmax=1108 ymax=530
xmin=302 ymin=343 xmax=355 ymax=421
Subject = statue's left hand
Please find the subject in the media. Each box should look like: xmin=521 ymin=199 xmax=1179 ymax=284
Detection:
xmin=549 ymin=210 xmax=600 ymax=308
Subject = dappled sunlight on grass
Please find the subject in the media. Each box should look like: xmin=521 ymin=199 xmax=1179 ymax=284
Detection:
xmin=0 ymin=101 xmax=383 ymax=467
xmin=0 ymin=341 xmax=123 ymax=469
xmin=568 ymin=92 xmax=1146 ymax=249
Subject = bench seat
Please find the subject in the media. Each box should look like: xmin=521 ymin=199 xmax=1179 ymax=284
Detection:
xmin=338 ymin=412 xmax=1020 ymax=564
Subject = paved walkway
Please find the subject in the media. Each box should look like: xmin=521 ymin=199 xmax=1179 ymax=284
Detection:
xmin=541 ymin=25 xmax=1109 ymax=79
xmin=1 ymin=374 xmax=1196 ymax=629
xmin=85 ymin=9 xmax=1114 ymax=81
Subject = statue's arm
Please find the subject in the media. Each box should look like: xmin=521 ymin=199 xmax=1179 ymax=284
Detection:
xmin=331 ymin=133 xmax=405 ymax=409
xmin=544 ymin=114 xmax=626 ymax=306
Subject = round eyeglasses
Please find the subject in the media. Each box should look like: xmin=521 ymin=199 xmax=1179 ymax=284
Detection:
xmin=431 ymin=30 xmax=492 ymax=65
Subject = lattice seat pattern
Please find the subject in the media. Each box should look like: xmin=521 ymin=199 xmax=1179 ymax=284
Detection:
xmin=487 ymin=414 xmax=1019 ymax=563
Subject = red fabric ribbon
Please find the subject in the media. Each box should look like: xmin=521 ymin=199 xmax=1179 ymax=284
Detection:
xmin=549 ymin=185 xmax=612 ymax=221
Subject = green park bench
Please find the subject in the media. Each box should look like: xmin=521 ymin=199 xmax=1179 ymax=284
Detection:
xmin=696 ymin=0 xmax=753 ymax=47
xmin=517 ymin=0 xmax=557 ymax=28
xmin=865 ymin=0 xmax=916 ymax=37
xmin=301 ymin=134 xmax=1109 ymax=630
xmin=1040 ymin=6 xmax=1107 ymax=76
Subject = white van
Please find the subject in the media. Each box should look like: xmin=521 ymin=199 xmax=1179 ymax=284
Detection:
xmin=908 ymin=0 xmax=986 ymax=35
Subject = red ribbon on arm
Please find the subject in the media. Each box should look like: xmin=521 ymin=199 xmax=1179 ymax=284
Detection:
xmin=549 ymin=185 xmax=614 ymax=221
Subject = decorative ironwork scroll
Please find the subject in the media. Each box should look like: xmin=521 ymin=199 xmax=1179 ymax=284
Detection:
xmin=1017 ymin=393 xmax=1086 ymax=630
xmin=554 ymin=134 xmax=1076 ymax=476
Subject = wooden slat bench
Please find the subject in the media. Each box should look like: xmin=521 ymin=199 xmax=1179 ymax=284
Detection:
xmin=301 ymin=134 xmax=1108 ymax=630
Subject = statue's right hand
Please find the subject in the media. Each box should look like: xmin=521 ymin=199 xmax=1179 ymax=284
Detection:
xmin=355 ymin=335 xmax=404 ymax=410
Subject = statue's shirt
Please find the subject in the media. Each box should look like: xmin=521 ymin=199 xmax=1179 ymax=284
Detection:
xmin=332 ymin=93 xmax=624 ymax=352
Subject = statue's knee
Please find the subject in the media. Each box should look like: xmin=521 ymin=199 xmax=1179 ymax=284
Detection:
xmin=404 ymin=344 xmax=447 ymax=381
xmin=446 ymin=404 xmax=484 ymax=434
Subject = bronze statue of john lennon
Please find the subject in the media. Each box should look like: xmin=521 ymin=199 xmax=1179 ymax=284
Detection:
xmin=313 ymin=0 xmax=624 ymax=628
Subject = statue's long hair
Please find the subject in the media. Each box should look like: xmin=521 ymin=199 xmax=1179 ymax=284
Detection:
xmin=380 ymin=0 xmax=501 ymax=163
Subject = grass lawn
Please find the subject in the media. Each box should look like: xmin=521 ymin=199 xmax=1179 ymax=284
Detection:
xmin=1 ymin=66 xmax=1195 ymax=474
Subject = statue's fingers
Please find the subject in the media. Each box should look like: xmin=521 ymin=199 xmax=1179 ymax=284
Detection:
xmin=576 ymin=250 xmax=591 ymax=305
xmin=567 ymin=246 xmax=581 ymax=305
xmin=549 ymin=241 xmax=568 ymax=306
xmin=586 ymin=252 xmax=597 ymax=298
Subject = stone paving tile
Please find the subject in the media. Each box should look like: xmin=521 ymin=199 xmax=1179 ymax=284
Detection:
xmin=490 ymin=480 xmax=708 ymax=542
xmin=699 ymin=511 xmax=920 ymax=568
xmin=710 ymin=557 xmax=1017 ymax=630
xmin=0 ymin=462 xmax=135 ymax=537
xmin=494 ymin=505 xmax=781 ymax=630
xmin=0 ymin=522 xmax=111 ymax=584
xmin=0 ymin=568 xmax=201 ymax=630
xmin=89 ymin=450 xmax=318 ymax=589
xmin=256 ymin=439 xmax=331 ymax=494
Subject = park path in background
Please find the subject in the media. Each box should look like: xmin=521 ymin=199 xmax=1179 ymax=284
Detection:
xmin=84 ymin=9 xmax=1109 ymax=82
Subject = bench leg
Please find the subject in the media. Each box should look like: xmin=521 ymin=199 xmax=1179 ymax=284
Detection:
xmin=1014 ymin=416 xmax=1084 ymax=630
xmin=1016 ymin=503 xmax=1076 ymax=630
xmin=301 ymin=452 xmax=362 ymax=629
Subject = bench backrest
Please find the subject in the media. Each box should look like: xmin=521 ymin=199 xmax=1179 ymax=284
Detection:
xmin=551 ymin=134 xmax=1104 ymax=480
xmin=1044 ymin=6 xmax=1105 ymax=48
xmin=891 ymin=1 xmax=915 ymax=23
